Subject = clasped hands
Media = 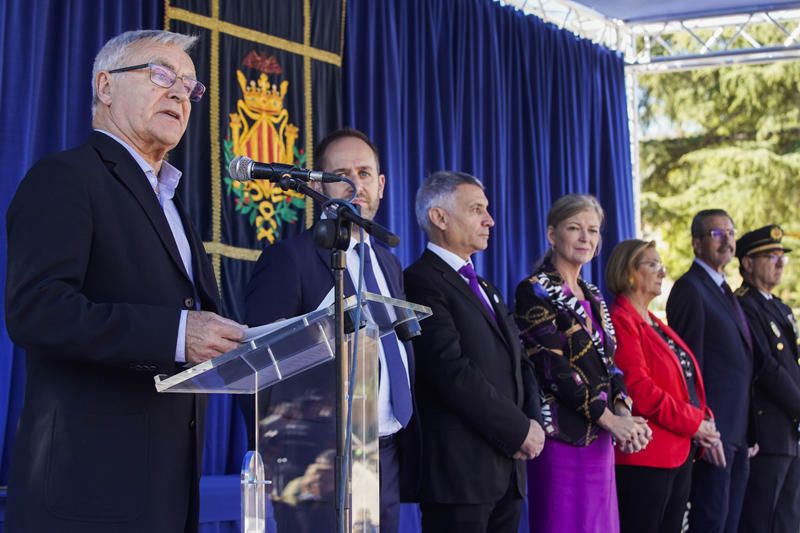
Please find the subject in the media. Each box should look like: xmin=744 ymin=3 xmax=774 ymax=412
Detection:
xmin=693 ymin=418 xmax=729 ymax=467
xmin=599 ymin=405 xmax=652 ymax=454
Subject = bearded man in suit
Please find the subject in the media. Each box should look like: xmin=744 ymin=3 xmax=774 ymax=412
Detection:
xmin=666 ymin=209 xmax=754 ymax=533
xmin=244 ymin=127 xmax=416 ymax=533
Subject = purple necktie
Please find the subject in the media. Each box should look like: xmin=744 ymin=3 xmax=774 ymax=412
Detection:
xmin=458 ymin=263 xmax=497 ymax=322
xmin=355 ymin=243 xmax=412 ymax=427
xmin=722 ymin=281 xmax=752 ymax=349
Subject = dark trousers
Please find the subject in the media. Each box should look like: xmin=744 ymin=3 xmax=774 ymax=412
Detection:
xmin=380 ymin=435 xmax=401 ymax=533
xmin=420 ymin=470 xmax=521 ymax=533
xmin=616 ymin=451 xmax=694 ymax=533
xmin=739 ymin=453 xmax=800 ymax=533
xmin=689 ymin=442 xmax=750 ymax=533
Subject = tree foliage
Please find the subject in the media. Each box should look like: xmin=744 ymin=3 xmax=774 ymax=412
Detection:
xmin=638 ymin=47 xmax=800 ymax=306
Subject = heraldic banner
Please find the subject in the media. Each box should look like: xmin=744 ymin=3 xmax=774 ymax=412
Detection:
xmin=165 ymin=0 xmax=344 ymax=321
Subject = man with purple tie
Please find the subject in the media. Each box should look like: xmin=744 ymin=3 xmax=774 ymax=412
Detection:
xmin=404 ymin=171 xmax=544 ymax=533
xmin=666 ymin=209 xmax=754 ymax=533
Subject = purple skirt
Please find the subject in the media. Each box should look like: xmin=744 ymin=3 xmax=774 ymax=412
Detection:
xmin=527 ymin=432 xmax=619 ymax=533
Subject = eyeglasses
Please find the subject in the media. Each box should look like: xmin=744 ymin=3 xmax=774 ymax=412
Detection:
xmin=704 ymin=228 xmax=736 ymax=241
xmin=753 ymin=253 xmax=789 ymax=266
xmin=638 ymin=260 xmax=667 ymax=274
xmin=108 ymin=63 xmax=206 ymax=102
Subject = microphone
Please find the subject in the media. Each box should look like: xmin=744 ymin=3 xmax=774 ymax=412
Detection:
xmin=228 ymin=156 xmax=343 ymax=183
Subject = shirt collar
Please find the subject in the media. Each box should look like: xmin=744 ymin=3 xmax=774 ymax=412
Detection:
xmin=694 ymin=258 xmax=726 ymax=287
xmin=95 ymin=129 xmax=183 ymax=200
xmin=348 ymin=234 xmax=373 ymax=253
xmin=427 ymin=242 xmax=471 ymax=273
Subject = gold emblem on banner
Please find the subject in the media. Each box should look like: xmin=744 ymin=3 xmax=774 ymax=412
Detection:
xmin=224 ymin=51 xmax=305 ymax=243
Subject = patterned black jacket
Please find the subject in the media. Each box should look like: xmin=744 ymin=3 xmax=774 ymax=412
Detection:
xmin=515 ymin=260 xmax=628 ymax=445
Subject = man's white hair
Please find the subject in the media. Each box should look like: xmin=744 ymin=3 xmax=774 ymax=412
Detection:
xmin=91 ymin=30 xmax=197 ymax=118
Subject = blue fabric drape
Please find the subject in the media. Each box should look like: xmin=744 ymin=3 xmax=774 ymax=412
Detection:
xmin=343 ymin=2 xmax=634 ymax=531
xmin=343 ymin=0 xmax=634 ymax=300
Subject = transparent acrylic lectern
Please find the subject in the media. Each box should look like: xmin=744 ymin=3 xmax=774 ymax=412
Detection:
xmin=155 ymin=292 xmax=431 ymax=533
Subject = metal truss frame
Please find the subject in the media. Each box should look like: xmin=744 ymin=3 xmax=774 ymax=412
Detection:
xmin=498 ymin=0 xmax=800 ymax=71
xmin=499 ymin=0 xmax=800 ymax=235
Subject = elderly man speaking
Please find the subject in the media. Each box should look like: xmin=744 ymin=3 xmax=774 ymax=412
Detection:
xmin=5 ymin=30 xmax=245 ymax=532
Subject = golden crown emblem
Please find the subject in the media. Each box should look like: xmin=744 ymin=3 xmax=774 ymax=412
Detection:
xmin=237 ymin=71 xmax=287 ymax=115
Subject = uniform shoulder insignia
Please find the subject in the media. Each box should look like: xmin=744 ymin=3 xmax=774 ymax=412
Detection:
xmin=734 ymin=286 xmax=749 ymax=297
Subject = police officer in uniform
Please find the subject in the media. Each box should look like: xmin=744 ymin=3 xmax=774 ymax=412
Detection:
xmin=736 ymin=225 xmax=800 ymax=533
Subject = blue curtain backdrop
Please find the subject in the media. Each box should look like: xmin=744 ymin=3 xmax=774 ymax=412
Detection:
xmin=342 ymin=3 xmax=634 ymax=530
xmin=0 ymin=0 xmax=634 ymax=530
xmin=344 ymin=0 xmax=635 ymax=300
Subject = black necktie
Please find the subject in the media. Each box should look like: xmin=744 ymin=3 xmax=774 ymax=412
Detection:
xmin=354 ymin=243 xmax=412 ymax=427
xmin=722 ymin=281 xmax=752 ymax=349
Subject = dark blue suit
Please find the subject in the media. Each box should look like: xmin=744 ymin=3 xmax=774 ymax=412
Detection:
xmin=244 ymin=228 xmax=419 ymax=532
xmin=666 ymin=261 xmax=753 ymax=533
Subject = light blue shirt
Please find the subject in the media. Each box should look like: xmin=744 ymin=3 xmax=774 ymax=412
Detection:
xmin=694 ymin=258 xmax=726 ymax=291
xmin=96 ymin=129 xmax=193 ymax=363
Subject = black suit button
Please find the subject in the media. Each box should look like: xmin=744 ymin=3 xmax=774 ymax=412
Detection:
xmin=189 ymin=419 xmax=196 ymax=429
xmin=757 ymin=409 xmax=764 ymax=415
xmin=184 ymin=297 xmax=195 ymax=309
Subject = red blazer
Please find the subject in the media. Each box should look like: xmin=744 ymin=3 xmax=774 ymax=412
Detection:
xmin=611 ymin=295 xmax=710 ymax=468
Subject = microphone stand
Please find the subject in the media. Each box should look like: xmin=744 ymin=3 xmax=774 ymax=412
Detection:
xmin=271 ymin=172 xmax=399 ymax=533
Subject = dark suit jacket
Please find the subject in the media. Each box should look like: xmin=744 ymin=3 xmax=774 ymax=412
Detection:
xmin=244 ymin=228 xmax=420 ymax=499
xmin=515 ymin=261 xmax=627 ymax=446
xmin=666 ymin=261 xmax=753 ymax=446
xmin=5 ymin=132 xmax=220 ymax=532
xmin=404 ymin=249 xmax=537 ymax=504
xmin=737 ymin=282 xmax=800 ymax=456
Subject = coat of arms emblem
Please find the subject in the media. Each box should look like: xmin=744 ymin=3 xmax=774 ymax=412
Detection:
xmin=224 ymin=51 xmax=305 ymax=243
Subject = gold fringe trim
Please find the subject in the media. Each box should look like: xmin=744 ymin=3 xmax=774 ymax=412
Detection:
xmin=339 ymin=0 xmax=347 ymax=59
xmin=166 ymin=6 xmax=342 ymax=66
xmin=209 ymin=0 xmax=222 ymax=286
xmin=164 ymin=0 xmax=171 ymax=30
xmin=304 ymin=0 xmax=315 ymax=229
xmin=204 ymin=241 xmax=262 ymax=261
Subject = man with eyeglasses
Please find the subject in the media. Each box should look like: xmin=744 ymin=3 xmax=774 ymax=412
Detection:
xmin=666 ymin=208 xmax=754 ymax=533
xmin=735 ymin=225 xmax=800 ymax=533
xmin=5 ymin=30 xmax=245 ymax=532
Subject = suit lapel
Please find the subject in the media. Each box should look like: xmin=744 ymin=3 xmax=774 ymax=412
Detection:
xmin=758 ymin=291 xmax=797 ymax=350
xmin=90 ymin=132 xmax=191 ymax=283
xmin=692 ymin=263 xmax=751 ymax=348
xmin=425 ymin=251 xmax=507 ymax=346
xmin=480 ymin=277 xmax=518 ymax=350
xmin=374 ymin=243 xmax=401 ymax=298
xmin=313 ymin=242 xmax=357 ymax=297
xmin=173 ymin=195 xmax=220 ymax=310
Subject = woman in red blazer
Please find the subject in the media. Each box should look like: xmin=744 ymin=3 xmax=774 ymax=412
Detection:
xmin=605 ymin=239 xmax=723 ymax=533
